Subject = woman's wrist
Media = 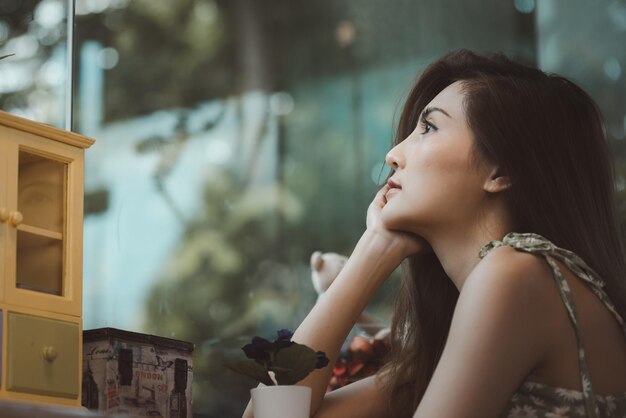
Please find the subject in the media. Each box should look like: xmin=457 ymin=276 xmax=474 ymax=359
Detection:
xmin=351 ymin=229 xmax=410 ymax=279
xmin=360 ymin=228 xmax=413 ymax=263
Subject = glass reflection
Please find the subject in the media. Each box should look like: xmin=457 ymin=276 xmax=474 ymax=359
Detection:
xmin=18 ymin=151 xmax=65 ymax=232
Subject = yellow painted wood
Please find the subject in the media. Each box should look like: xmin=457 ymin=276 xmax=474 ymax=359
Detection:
xmin=2 ymin=127 xmax=84 ymax=316
xmin=0 ymin=128 xmax=7 ymax=304
xmin=0 ymin=111 xmax=95 ymax=149
xmin=7 ymin=312 xmax=78 ymax=398
xmin=1 ymin=308 xmax=4 ymax=388
xmin=16 ymin=225 xmax=63 ymax=241
xmin=0 ymin=112 xmax=91 ymax=407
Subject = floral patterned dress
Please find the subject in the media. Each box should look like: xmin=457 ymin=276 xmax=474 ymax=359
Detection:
xmin=478 ymin=232 xmax=626 ymax=418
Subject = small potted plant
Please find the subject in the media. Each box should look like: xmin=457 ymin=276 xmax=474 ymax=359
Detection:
xmin=226 ymin=329 xmax=330 ymax=418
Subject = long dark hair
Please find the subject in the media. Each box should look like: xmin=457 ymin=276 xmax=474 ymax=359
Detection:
xmin=381 ymin=49 xmax=626 ymax=417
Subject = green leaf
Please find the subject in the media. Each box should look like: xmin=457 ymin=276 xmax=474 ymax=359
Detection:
xmin=271 ymin=343 xmax=318 ymax=385
xmin=0 ymin=54 xmax=15 ymax=61
xmin=268 ymin=366 xmax=292 ymax=373
xmin=224 ymin=359 xmax=274 ymax=386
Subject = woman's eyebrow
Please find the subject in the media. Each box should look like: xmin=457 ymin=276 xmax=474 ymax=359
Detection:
xmin=420 ymin=106 xmax=452 ymax=119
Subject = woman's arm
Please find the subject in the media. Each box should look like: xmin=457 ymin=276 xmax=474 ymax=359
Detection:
xmin=241 ymin=229 xmax=406 ymax=418
xmin=312 ymin=374 xmax=389 ymax=418
xmin=290 ymin=229 xmax=409 ymax=414
xmin=242 ymin=185 xmax=427 ymax=418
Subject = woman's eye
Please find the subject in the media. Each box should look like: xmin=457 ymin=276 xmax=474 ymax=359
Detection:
xmin=419 ymin=118 xmax=437 ymax=134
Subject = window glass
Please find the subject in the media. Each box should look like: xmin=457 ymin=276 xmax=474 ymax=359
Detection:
xmin=74 ymin=1 xmax=535 ymax=414
xmin=536 ymin=0 xmax=626 ymax=238
xmin=0 ymin=0 xmax=72 ymax=127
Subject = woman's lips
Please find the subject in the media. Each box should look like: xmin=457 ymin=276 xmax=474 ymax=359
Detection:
xmin=386 ymin=179 xmax=401 ymax=198
xmin=387 ymin=179 xmax=401 ymax=190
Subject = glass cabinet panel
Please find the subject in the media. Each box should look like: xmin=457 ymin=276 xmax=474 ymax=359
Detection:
xmin=16 ymin=232 xmax=64 ymax=295
xmin=17 ymin=152 xmax=66 ymax=232
xmin=15 ymin=151 xmax=67 ymax=295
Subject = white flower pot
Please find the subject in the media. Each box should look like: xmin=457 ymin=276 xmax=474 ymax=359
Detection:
xmin=251 ymin=385 xmax=312 ymax=418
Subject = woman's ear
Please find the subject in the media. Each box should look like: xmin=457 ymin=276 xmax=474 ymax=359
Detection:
xmin=483 ymin=167 xmax=511 ymax=193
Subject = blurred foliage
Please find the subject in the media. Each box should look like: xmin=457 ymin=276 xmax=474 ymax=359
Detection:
xmin=143 ymin=167 xmax=307 ymax=415
xmin=75 ymin=0 xmax=236 ymax=121
xmin=140 ymin=110 xmax=388 ymax=414
xmin=0 ymin=0 xmax=40 ymax=31
xmin=75 ymin=0 xmax=534 ymax=123
xmin=0 ymin=0 xmax=69 ymax=123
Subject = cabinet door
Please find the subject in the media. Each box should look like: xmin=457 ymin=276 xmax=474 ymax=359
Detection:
xmin=3 ymin=127 xmax=83 ymax=317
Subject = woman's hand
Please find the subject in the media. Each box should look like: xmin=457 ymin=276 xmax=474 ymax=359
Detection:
xmin=366 ymin=184 xmax=430 ymax=259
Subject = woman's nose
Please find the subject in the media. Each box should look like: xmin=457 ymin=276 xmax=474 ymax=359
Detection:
xmin=385 ymin=144 xmax=403 ymax=170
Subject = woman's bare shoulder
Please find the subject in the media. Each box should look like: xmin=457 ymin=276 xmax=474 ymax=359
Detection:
xmin=468 ymin=244 xmax=558 ymax=299
xmin=462 ymin=243 xmax=564 ymax=337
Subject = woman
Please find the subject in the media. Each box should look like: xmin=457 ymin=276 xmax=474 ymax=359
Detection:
xmin=243 ymin=49 xmax=626 ymax=417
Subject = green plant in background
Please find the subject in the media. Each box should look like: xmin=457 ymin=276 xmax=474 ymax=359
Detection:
xmin=143 ymin=165 xmax=317 ymax=415
xmin=225 ymin=329 xmax=329 ymax=385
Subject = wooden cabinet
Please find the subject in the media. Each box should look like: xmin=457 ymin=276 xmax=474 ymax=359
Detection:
xmin=0 ymin=111 xmax=94 ymax=407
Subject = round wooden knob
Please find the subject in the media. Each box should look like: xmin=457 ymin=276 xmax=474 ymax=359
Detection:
xmin=0 ymin=208 xmax=8 ymax=223
xmin=9 ymin=211 xmax=23 ymax=226
xmin=42 ymin=346 xmax=58 ymax=362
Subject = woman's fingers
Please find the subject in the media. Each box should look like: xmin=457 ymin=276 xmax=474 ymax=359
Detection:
xmin=366 ymin=184 xmax=432 ymax=258
xmin=367 ymin=185 xmax=389 ymax=229
xmin=379 ymin=185 xmax=389 ymax=206
xmin=373 ymin=184 xmax=389 ymax=208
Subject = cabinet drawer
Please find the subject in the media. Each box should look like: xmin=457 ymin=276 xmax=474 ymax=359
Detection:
xmin=7 ymin=312 xmax=79 ymax=398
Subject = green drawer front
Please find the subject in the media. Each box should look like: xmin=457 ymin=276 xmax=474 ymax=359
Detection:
xmin=7 ymin=312 xmax=79 ymax=398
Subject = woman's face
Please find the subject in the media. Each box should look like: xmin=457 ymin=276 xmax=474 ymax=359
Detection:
xmin=382 ymin=80 xmax=495 ymax=235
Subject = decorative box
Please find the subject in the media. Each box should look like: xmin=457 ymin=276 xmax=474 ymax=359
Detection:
xmin=82 ymin=327 xmax=194 ymax=418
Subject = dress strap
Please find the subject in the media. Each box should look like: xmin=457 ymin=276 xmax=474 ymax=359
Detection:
xmin=478 ymin=232 xmax=626 ymax=418
xmin=479 ymin=233 xmax=625 ymax=336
